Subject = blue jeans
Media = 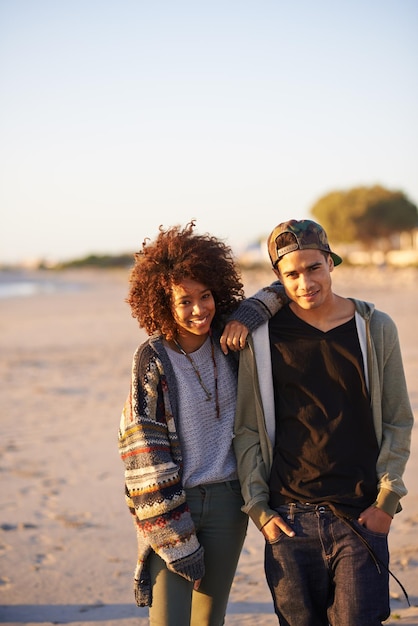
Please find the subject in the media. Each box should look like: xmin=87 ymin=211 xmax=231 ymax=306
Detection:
xmin=264 ymin=503 xmax=390 ymax=626
xmin=149 ymin=480 xmax=248 ymax=626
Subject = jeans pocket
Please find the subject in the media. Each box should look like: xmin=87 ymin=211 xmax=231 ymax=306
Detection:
xmin=352 ymin=519 xmax=388 ymax=539
xmin=265 ymin=531 xmax=286 ymax=545
xmin=224 ymin=480 xmax=243 ymax=499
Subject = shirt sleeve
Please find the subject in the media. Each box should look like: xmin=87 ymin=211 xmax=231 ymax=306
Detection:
xmin=370 ymin=312 xmax=414 ymax=516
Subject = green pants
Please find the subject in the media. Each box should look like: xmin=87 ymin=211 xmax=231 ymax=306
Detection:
xmin=148 ymin=480 xmax=248 ymax=626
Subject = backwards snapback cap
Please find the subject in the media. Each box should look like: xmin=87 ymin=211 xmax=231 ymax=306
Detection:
xmin=267 ymin=219 xmax=343 ymax=268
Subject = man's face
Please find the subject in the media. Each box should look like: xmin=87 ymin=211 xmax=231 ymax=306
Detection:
xmin=275 ymin=249 xmax=334 ymax=311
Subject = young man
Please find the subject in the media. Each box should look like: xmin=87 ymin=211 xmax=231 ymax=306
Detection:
xmin=232 ymin=219 xmax=413 ymax=626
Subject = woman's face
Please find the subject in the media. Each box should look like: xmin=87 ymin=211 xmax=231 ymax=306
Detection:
xmin=171 ymin=278 xmax=215 ymax=347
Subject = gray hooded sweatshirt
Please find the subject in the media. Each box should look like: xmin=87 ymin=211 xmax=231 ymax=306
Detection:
xmin=233 ymin=298 xmax=414 ymax=530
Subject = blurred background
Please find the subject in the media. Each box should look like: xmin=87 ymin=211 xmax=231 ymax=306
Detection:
xmin=1 ymin=0 xmax=417 ymax=270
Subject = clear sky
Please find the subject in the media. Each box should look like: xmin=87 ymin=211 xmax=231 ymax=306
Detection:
xmin=1 ymin=0 xmax=417 ymax=264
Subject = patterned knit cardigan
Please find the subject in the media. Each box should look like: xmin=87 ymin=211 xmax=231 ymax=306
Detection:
xmin=118 ymin=283 xmax=287 ymax=607
xmin=118 ymin=332 xmax=237 ymax=607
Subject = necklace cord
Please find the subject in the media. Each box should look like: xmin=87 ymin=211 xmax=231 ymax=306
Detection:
xmin=173 ymin=333 xmax=220 ymax=418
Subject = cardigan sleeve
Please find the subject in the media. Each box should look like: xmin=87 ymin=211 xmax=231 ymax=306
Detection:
xmin=118 ymin=344 xmax=204 ymax=604
xmin=228 ymin=281 xmax=288 ymax=332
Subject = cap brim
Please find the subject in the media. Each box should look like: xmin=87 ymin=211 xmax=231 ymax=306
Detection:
xmin=331 ymin=252 xmax=343 ymax=266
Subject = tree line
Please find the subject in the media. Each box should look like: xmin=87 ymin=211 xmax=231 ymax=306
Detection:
xmin=51 ymin=184 xmax=418 ymax=270
xmin=310 ymin=185 xmax=417 ymax=248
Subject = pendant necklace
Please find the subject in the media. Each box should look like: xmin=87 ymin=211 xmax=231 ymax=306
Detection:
xmin=173 ymin=332 xmax=220 ymax=419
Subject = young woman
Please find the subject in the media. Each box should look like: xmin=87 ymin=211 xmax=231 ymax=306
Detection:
xmin=118 ymin=221 xmax=286 ymax=625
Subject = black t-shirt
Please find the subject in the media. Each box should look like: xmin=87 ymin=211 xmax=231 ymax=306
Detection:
xmin=268 ymin=305 xmax=379 ymax=518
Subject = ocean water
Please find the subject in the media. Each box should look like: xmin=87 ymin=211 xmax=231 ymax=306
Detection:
xmin=0 ymin=270 xmax=84 ymax=299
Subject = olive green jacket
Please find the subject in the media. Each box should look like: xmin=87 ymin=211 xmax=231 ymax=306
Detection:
xmin=233 ymin=298 xmax=414 ymax=529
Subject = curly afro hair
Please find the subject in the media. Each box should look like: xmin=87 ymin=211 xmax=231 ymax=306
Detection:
xmin=127 ymin=221 xmax=245 ymax=340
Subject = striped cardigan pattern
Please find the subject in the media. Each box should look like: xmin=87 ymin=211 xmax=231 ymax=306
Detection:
xmin=118 ymin=338 xmax=205 ymax=607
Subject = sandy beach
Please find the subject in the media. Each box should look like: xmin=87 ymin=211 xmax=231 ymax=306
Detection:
xmin=1 ymin=265 xmax=417 ymax=626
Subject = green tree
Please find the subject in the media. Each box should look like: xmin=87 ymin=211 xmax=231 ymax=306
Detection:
xmin=310 ymin=185 xmax=418 ymax=245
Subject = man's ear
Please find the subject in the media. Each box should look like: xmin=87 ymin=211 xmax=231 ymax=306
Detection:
xmin=328 ymin=254 xmax=335 ymax=272
xmin=273 ymin=267 xmax=281 ymax=281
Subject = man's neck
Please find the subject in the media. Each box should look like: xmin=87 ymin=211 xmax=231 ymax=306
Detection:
xmin=289 ymin=294 xmax=355 ymax=332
